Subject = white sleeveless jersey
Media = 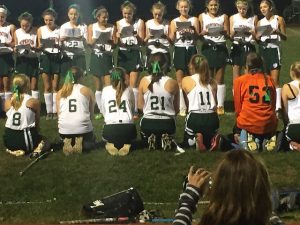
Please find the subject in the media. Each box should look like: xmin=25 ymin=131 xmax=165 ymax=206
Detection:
xmin=118 ymin=18 xmax=142 ymax=50
xmin=40 ymin=25 xmax=60 ymax=54
xmin=58 ymin=84 xmax=93 ymax=134
xmin=15 ymin=28 xmax=37 ymax=57
xmin=259 ymin=15 xmax=280 ymax=48
xmin=287 ymin=80 xmax=300 ymax=124
xmin=101 ymin=86 xmax=134 ymax=124
xmin=146 ymin=19 xmax=169 ymax=54
xmin=5 ymin=94 xmax=36 ymax=130
xmin=60 ymin=22 xmax=87 ymax=56
xmin=91 ymin=23 xmax=114 ymax=55
xmin=0 ymin=24 xmax=13 ymax=52
xmin=143 ymin=76 xmax=175 ymax=118
xmin=202 ymin=13 xmax=226 ymax=43
xmin=174 ymin=17 xmax=197 ymax=47
xmin=232 ymin=13 xmax=255 ymax=43
xmin=187 ymin=74 xmax=216 ymax=113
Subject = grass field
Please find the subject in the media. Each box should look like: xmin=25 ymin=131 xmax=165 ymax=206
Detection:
xmin=1 ymin=26 xmax=300 ymax=224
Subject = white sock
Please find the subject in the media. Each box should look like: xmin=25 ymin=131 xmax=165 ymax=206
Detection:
xmin=95 ymin=91 xmax=102 ymax=113
xmin=44 ymin=93 xmax=53 ymax=114
xmin=0 ymin=92 xmax=4 ymax=111
xmin=133 ymin=88 xmax=138 ymax=113
xmin=217 ymin=84 xmax=226 ymax=107
xmin=52 ymin=93 xmax=57 ymax=113
xmin=31 ymin=90 xmax=39 ymax=99
xmin=179 ymin=89 xmax=186 ymax=112
xmin=276 ymin=88 xmax=282 ymax=111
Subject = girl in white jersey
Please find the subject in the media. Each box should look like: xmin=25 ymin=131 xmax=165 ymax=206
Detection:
xmin=3 ymin=74 xmax=45 ymax=156
xmin=181 ymin=55 xmax=220 ymax=151
xmin=145 ymin=2 xmax=171 ymax=62
xmin=282 ymin=62 xmax=300 ymax=151
xmin=60 ymin=4 xmax=87 ymax=77
xmin=37 ymin=8 xmax=60 ymax=120
xmin=169 ymin=0 xmax=200 ymax=117
xmin=14 ymin=12 xmax=39 ymax=100
xmin=257 ymin=0 xmax=287 ymax=114
xmin=116 ymin=1 xmax=145 ymax=119
xmin=138 ymin=52 xmax=179 ymax=150
xmin=199 ymin=0 xmax=229 ymax=115
xmin=101 ymin=67 xmax=137 ymax=156
xmin=0 ymin=5 xmax=15 ymax=116
xmin=57 ymin=66 xmax=96 ymax=156
xmin=229 ymin=0 xmax=257 ymax=81
xmin=87 ymin=6 xmax=116 ymax=120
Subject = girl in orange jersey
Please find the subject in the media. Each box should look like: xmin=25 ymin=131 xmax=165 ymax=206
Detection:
xmin=233 ymin=52 xmax=277 ymax=151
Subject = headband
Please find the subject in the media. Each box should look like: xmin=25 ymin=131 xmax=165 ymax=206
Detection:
xmin=111 ymin=70 xmax=122 ymax=81
xmin=13 ymin=85 xmax=20 ymax=101
xmin=151 ymin=61 xmax=161 ymax=74
xmin=64 ymin=70 xmax=75 ymax=84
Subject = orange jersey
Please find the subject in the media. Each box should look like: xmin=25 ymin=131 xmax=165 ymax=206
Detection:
xmin=233 ymin=73 xmax=277 ymax=135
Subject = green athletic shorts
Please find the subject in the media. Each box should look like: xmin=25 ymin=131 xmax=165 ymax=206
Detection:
xmin=39 ymin=53 xmax=61 ymax=75
xmin=286 ymin=123 xmax=300 ymax=143
xmin=230 ymin=43 xmax=256 ymax=67
xmin=15 ymin=56 xmax=39 ymax=77
xmin=173 ymin=46 xmax=197 ymax=73
xmin=60 ymin=54 xmax=86 ymax=77
xmin=259 ymin=44 xmax=281 ymax=72
xmin=117 ymin=49 xmax=142 ymax=73
xmin=140 ymin=117 xmax=176 ymax=137
xmin=89 ymin=53 xmax=113 ymax=77
xmin=0 ymin=53 xmax=14 ymax=76
xmin=201 ymin=43 xmax=229 ymax=69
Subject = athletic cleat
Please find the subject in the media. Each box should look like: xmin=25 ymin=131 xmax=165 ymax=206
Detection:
xmin=263 ymin=135 xmax=276 ymax=152
xmin=63 ymin=138 xmax=73 ymax=156
xmin=46 ymin=113 xmax=52 ymax=120
xmin=73 ymin=137 xmax=83 ymax=153
xmin=6 ymin=149 xmax=25 ymax=157
xmin=148 ymin=134 xmax=156 ymax=150
xmin=217 ymin=106 xmax=225 ymax=116
xmin=247 ymin=133 xmax=258 ymax=152
xmin=52 ymin=113 xmax=58 ymax=120
xmin=178 ymin=109 xmax=186 ymax=117
xmin=95 ymin=113 xmax=103 ymax=120
xmin=196 ymin=133 xmax=206 ymax=152
xmin=105 ymin=142 xmax=118 ymax=156
xmin=161 ymin=133 xmax=172 ymax=151
xmin=118 ymin=144 xmax=131 ymax=156
xmin=209 ymin=134 xmax=221 ymax=151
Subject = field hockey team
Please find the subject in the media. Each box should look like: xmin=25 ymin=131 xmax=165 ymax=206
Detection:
xmin=1 ymin=0 xmax=299 ymax=156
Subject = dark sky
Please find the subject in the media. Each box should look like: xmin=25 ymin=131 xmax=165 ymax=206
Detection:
xmin=0 ymin=0 xmax=290 ymax=27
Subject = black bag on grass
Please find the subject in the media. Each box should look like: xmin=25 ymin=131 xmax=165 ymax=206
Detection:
xmin=82 ymin=187 xmax=144 ymax=218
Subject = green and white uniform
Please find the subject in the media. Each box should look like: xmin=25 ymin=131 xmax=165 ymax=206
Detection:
xmin=3 ymin=94 xmax=41 ymax=152
xmin=117 ymin=18 xmax=142 ymax=72
xmin=140 ymin=75 xmax=176 ymax=137
xmin=89 ymin=23 xmax=114 ymax=77
xmin=101 ymin=85 xmax=136 ymax=145
xmin=185 ymin=74 xmax=219 ymax=144
xmin=58 ymin=84 xmax=93 ymax=135
xmin=60 ymin=22 xmax=87 ymax=76
xmin=230 ymin=13 xmax=256 ymax=66
xmin=15 ymin=28 xmax=39 ymax=77
xmin=0 ymin=24 xmax=14 ymax=76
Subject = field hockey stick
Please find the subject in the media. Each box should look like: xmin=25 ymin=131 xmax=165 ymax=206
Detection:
xmin=0 ymin=197 xmax=56 ymax=205
xmin=19 ymin=149 xmax=53 ymax=176
xmin=59 ymin=217 xmax=130 ymax=224
xmin=172 ymin=140 xmax=185 ymax=155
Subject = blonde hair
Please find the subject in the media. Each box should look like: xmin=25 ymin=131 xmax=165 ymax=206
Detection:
xmin=11 ymin=74 xmax=30 ymax=110
xmin=120 ymin=1 xmax=136 ymax=14
xmin=200 ymin=150 xmax=272 ymax=225
xmin=110 ymin=67 xmax=127 ymax=106
xmin=176 ymin=0 xmax=192 ymax=10
xmin=18 ymin=11 xmax=33 ymax=24
xmin=151 ymin=1 xmax=166 ymax=15
xmin=60 ymin=66 xmax=84 ymax=98
xmin=189 ymin=54 xmax=212 ymax=86
xmin=290 ymin=62 xmax=300 ymax=87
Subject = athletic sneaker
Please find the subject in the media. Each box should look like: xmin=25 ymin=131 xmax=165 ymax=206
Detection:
xmin=247 ymin=133 xmax=258 ymax=152
xmin=46 ymin=113 xmax=52 ymax=120
xmin=196 ymin=133 xmax=206 ymax=152
xmin=161 ymin=133 xmax=172 ymax=151
xmin=52 ymin=113 xmax=58 ymax=120
xmin=63 ymin=138 xmax=73 ymax=156
xmin=73 ymin=137 xmax=83 ymax=153
xmin=148 ymin=134 xmax=156 ymax=150
xmin=209 ymin=134 xmax=221 ymax=151
xmin=263 ymin=135 xmax=276 ymax=152
xmin=105 ymin=142 xmax=118 ymax=156
xmin=217 ymin=106 xmax=225 ymax=116
xmin=6 ymin=149 xmax=25 ymax=157
xmin=95 ymin=113 xmax=103 ymax=120
xmin=118 ymin=144 xmax=131 ymax=156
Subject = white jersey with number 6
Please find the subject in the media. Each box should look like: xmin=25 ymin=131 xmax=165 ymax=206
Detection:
xmin=5 ymin=94 xmax=36 ymax=130
xmin=58 ymin=84 xmax=93 ymax=134
xmin=101 ymin=86 xmax=134 ymax=124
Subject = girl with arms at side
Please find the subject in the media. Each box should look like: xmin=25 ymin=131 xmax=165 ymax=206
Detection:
xmin=169 ymin=0 xmax=200 ymax=116
xmin=87 ymin=6 xmax=116 ymax=120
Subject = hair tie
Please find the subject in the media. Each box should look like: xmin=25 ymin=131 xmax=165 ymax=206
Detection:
xmin=151 ymin=61 xmax=161 ymax=74
xmin=92 ymin=8 xmax=98 ymax=19
xmin=64 ymin=70 xmax=75 ymax=84
xmin=13 ymin=85 xmax=20 ymax=101
xmin=111 ymin=70 xmax=122 ymax=81
xmin=264 ymin=88 xmax=271 ymax=103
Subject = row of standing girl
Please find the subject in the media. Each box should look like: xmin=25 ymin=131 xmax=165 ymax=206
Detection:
xmin=0 ymin=0 xmax=287 ymax=120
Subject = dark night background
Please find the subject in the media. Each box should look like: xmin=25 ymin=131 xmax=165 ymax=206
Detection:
xmin=0 ymin=0 xmax=292 ymax=26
